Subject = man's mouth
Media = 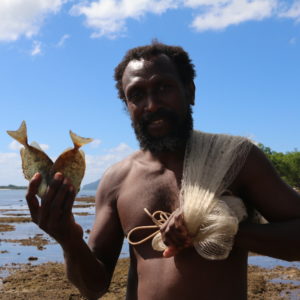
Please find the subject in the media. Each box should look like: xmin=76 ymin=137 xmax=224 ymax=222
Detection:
xmin=151 ymin=119 xmax=164 ymax=125
xmin=139 ymin=108 xmax=177 ymax=134
xmin=148 ymin=118 xmax=166 ymax=129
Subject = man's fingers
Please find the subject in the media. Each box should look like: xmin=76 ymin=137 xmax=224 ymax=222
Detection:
xmin=40 ymin=176 xmax=76 ymax=230
xmin=163 ymin=246 xmax=179 ymax=258
xmin=42 ymin=172 xmax=63 ymax=205
xmin=40 ymin=173 xmax=64 ymax=222
xmin=48 ymin=178 xmax=74 ymax=222
xmin=27 ymin=172 xmax=42 ymax=197
xmin=160 ymin=207 xmax=193 ymax=252
xmin=26 ymin=173 xmax=42 ymax=223
xmin=64 ymin=184 xmax=76 ymax=214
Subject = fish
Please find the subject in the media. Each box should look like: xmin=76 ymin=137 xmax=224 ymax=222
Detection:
xmin=7 ymin=121 xmax=93 ymax=197
xmin=7 ymin=121 xmax=53 ymax=198
xmin=50 ymin=131 xmax=93 ymax=193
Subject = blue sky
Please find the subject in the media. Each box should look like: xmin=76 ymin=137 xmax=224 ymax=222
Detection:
xmin=0 ymin=0 xmax=299 ymax=186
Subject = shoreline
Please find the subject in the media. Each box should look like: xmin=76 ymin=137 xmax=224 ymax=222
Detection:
xmin=1 ymin=258 xmax=300 ymax=299
xmin=1 ymin=194 xmax=300 ymax=299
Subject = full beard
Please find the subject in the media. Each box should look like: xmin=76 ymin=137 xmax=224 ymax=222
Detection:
xmin=131 ymin=106 xmax=193 ymax=154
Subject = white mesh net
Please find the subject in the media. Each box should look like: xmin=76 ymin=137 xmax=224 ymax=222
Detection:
xmin=152 ymin=130 xmax=254 ymax=260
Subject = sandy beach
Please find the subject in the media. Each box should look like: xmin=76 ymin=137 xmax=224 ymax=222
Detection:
xmin=1 ymin=195 xmax=300 ymax=299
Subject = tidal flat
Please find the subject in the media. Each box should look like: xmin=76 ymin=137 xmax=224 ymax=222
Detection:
xmin=0 ymin=195 xmax=300 ymax=299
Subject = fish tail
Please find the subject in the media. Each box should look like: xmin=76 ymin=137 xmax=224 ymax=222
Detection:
xmin=7 ymin=121 xmax=28 ymax=146
xmin=69 ymin=130 xmax=93 ymax=149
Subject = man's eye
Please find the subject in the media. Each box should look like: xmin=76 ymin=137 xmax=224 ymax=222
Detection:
xmin=158 ymin=84 xmax=171 ymax=93
xmin=128 ymin=90 xmax=144 ymax=103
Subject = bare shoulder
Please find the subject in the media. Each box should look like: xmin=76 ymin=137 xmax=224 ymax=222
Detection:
xmin=88 ymin=151 xmax=143 ymax=258
xmin=236 ymin=144 xmax=300 ymax=221
xmin=94 ymin=151 xmax=143 ymax=207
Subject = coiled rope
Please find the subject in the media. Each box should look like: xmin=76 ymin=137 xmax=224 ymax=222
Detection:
xmin=127 ymin=208 xmax=170 ymax=246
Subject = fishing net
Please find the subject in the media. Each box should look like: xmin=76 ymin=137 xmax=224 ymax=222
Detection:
xmin=152 ymin=130 xmax=254 ymax=260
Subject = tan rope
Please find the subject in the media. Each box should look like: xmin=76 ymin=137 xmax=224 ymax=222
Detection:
xmin=127 ymin=208 xmax=171 ymax=246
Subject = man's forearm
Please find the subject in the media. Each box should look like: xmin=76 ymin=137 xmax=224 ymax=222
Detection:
xmin=235 ymin=219 xmax=300 ymax=261
xmin=62 ymin=239 xmax=108 ymax=300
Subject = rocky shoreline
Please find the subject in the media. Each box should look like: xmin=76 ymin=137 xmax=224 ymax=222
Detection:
xmin=1 ymin=258 xmax=300 ymax=299
xmin=1 ymin=196 xmax=300 ymax=299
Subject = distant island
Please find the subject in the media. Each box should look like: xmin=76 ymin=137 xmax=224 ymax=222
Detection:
xmin=82 ymin=179 xmax=100 ymax=190
xmin=0 ymin=184 xmax=27 ymax=190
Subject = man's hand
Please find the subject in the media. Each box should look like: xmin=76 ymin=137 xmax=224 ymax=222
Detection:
xmin=160 ymin=208 xmax=193 ymax=258
xmin=26 ymin=172 xmax=84 ymax=246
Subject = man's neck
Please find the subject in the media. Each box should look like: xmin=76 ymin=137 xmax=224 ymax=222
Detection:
xmin=145 ymin=146 xmax=186 ymax=171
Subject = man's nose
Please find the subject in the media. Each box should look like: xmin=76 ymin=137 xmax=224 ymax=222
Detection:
xmin=145 ymin=92 xmax=161 ymax=112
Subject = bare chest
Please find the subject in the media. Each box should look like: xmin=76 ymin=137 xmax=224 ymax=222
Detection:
xmin=117 ymin=167 xmax=181 ymax=235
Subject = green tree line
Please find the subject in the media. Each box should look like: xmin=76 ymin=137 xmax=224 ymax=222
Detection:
xmin=259 ymin=144 xmax=300 ymax=189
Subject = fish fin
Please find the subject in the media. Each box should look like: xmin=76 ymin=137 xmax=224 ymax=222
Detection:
xmin=7 ymin=121 xmax=28 ymax=146
xmin=31 ymin=141 xmax=43 ymax=151
xmin=69 ymin=131 xmax=93 ymax=149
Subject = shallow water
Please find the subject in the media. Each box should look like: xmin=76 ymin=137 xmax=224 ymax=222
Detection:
xmin=0 ymin=189 xmax=97 ymax=210
xmin=0 ymin=189 xmax=129 ymax=272
xmin=272 ymin=278 xmax=300 ymax=300
xmin=248 ymin=255 xmax=300 ymax=269
xmin=1 ymin=189 xmax=300 ymax=279
xmin=271 ymin=278 xmax=300 ymax=285
xmin=280 ymin=289 xmax=300 ymax=300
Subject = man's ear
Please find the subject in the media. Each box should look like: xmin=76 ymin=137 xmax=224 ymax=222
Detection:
xmin=185 ymin=81 xmax=195 ymax=106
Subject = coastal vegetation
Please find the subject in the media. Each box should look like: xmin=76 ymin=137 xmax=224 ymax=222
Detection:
xmin=259 ymin=144 xmax=300 ymax=189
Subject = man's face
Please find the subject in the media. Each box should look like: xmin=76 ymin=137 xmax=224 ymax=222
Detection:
xmin=122 ymin=54 xmax=194 ymax=153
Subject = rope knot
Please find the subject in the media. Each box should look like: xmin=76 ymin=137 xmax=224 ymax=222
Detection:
xmin=127 ymin=208 xmax=171 ymax=246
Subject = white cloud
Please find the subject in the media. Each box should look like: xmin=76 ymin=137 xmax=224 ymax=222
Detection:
xmin=9 ymin=140 xmax=23 ymax=151
xmin=90 ymin=139 xmax=102 ymax=149
xmin=110 ymin=143 xmax=132 ymax=153
xmin=183 ymin=0 xmax=230 ymax=8
xmin=279 ymin=0 xmax=300 ymax=22
xmin=1 ymin=142 xmax=134 ymax=186
xmin=9 ymin=140 xmax=49 ymax=151
xmin=0 ymin=0 xmax=299 ymax=46
xmin=189 ymin=0 xmax=277 ymax=32
xmin=56 ymin=34 xmax=70 ymax=47
xmin=0 ymin=0 xmax=67 ymax=42
xmin=39 ymin=144 xmax=49 ymax=151
xmin=70 ymin=0 xmax=179 ymax=38
xmin=31 ymin=40 xmax=42 ymax=55
xmin=70 ymin=0 xmax=284 ymax=38
xmin=0 ymin=152 xmax=26 ymax=186
xmin=83 ymin=142 xmax=135 ymax=184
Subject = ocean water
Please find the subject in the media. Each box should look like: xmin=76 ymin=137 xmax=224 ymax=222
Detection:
xmin=0 ymin=189 xmax=129 ymax=272
xmin=1 ymin=189 xmax=300 ymax=271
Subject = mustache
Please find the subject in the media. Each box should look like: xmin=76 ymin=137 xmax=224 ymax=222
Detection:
xmin=140 ymin=108 xmax=178 ymax=126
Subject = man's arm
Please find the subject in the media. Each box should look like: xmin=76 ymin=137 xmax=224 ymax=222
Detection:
xmin=63 ymin=167 xmax=124 ymax=299
xmin=234 ymin=145 xmax=300 ymax=261
xmin=160 ymin=145 xmax=300 ymax=260
xmin=26 ymin=169 xmax=124 ymax=300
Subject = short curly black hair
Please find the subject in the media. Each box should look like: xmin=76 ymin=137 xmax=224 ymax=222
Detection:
xmin=114 ymin=41 xmax=196 ymax=103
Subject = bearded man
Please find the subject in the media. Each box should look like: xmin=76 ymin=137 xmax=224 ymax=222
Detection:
xmin=27 ymin=42 xmax=300 ymax=300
